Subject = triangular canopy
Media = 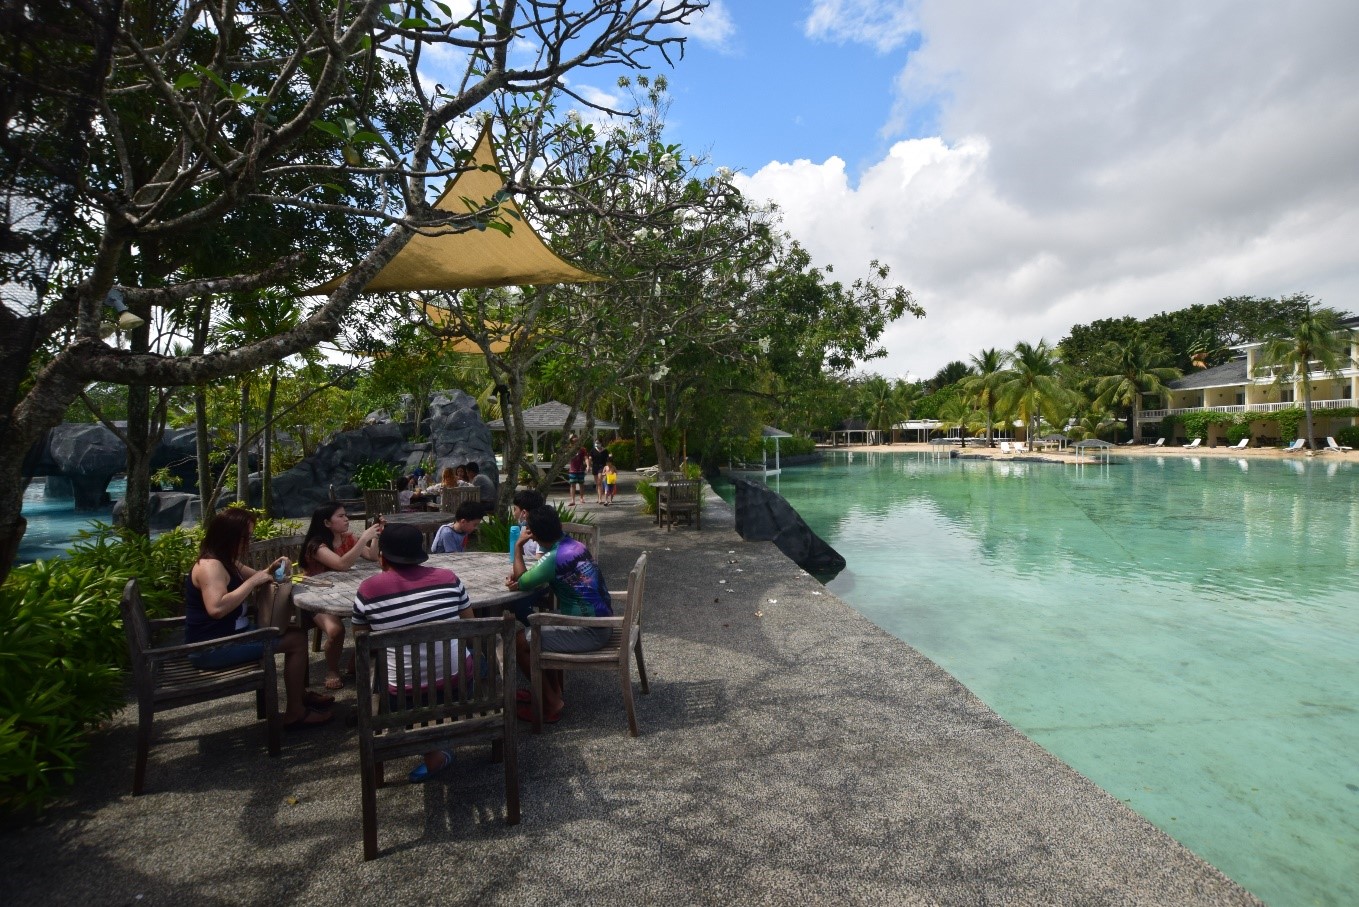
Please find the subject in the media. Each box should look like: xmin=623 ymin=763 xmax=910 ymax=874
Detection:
xmin=307 ymin=126 xmax=602 ymax=295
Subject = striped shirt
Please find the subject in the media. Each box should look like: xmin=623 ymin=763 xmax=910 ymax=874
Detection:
xmin=352 ymin=565 xmax=470 ymax=690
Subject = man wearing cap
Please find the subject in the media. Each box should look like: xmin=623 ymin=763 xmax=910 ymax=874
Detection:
xmin=352 ymin=522 xmax=472 ymax=783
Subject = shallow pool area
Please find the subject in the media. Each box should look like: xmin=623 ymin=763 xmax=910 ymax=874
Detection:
xmin=17 ymin=479 xmax=124 ymax=563
xmin=718 ymin=451 xmax=1359 ymax=907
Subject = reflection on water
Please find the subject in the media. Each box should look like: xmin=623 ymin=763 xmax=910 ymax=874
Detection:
xmin=719 ymin=452 xmax=1359 ymax=907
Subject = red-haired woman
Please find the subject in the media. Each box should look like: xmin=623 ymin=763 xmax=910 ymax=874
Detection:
xmin=185 ymin=508 xmax=332 ymax=728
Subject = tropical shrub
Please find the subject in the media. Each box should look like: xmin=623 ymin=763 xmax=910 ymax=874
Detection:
xmin=473 ymin=504 xmax=591 ymax=556
xmin=1336 ymin=426 xmax=1359 ymax=448
xmin=0 ymin=559 xmax=129 ymax=815
xmin=350 ymin=460 xmax=402 ymax=490
xmin=1225 ymin=423 xmax=1252 ymax=444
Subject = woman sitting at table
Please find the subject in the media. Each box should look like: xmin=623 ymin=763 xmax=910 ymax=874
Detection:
xmin=185 ymin=507 xmax=332 ymax=728
xmin=506 ymin=505 xmax=612 ymax=723
xmin=299 ymin=503 xmax=382 ymax=691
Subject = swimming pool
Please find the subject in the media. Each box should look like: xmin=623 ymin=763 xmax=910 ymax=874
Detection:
xmin=17 ymin=479 xmax=124 ymax=563
xmin=719 ymin=451 xmax=1358 ymax=907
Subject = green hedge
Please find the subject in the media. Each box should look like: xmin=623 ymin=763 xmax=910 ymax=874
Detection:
xmin=606 ymin=439 xmax=658 ymax=471
xmin=1336 ymin=426 xmax=1359 ymax=448
xmin=0 ymin=507 xmax=298 ymax=816
xmin=1163 ymin=406 xmax=1359 ymax=443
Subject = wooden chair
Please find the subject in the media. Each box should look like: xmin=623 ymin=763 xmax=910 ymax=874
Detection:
xmin=329 ymin=483 xmax=366 ymax=520
xmin=658 ymin=479 xmax=701 ymax=531
xmin=244 ymin=535 xmax=303 ymax=572
xmin=354 ymin=613 xmax=520 ymax=861
xmin=363 ymin=489 xmax=399 ymax=525
xmin=561 ymin=521 xmax=600 ymax=558
xmin=119 ymin=579 xmax=282 ymax=796
xmin=440 ymin=485 xmax=482 ymax=513
xmin=528 ymin=552 xmax=649 ymax=736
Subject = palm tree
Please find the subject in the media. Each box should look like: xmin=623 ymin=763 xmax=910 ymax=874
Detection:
xmin=1254 ymin=298 xmax=1355 ymax=448
xmin=935 ymin=395 xmax=984 ymax=447
xmin=959 ymin=347 xmax=1010 ymax=447
xmin=1092 ymin=337 xmax=1181 ymax=443
xmin=1070 ymin=408 xmax=1123 ymax=441
xmin=997 ymin=340 xmax=1072 ymax=446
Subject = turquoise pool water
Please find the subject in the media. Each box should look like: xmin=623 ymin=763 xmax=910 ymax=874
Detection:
xmin=718 ymin=451 xmax=1358 ymax=907
xmin=17 ymin=479 xmax=124 ymax=563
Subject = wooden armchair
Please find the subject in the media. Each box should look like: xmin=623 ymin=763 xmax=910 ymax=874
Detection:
xmin=658 ymin=479 xmax=701 ymax=531
xmin=528 ymin=552 xmax=649 ymax=736
xmin=120 ymin=579 xmax=282 ymax=796
xmin=440 ymin=485 xmax=482 ymax=513
xmin=363 ymin=489 xmax=399 ymax=525
xmin=329 ymin=483 xmax=366 ymax=520
xmin=244 ymin=535 xmax=303 ymax=572
xmin=355 ymin=613 xmax=520 ymax=860
xmin=561 ymin=521 xmax=600 ymax=558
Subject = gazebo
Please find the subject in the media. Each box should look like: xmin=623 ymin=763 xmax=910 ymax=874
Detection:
xmin=485 ymin=401 xmax=619 ymax=469
xmin=728 ymin=425 xmax=793 ymax=477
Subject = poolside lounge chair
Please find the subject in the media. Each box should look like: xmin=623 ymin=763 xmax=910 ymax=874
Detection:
xmin=1014 ymin=442 xmax=1029 ymax=453
xmin=1151 ymin=438 xmax=1165 ymax=447
xmin=1229 ymin=438 xmax=1249 ymax=450
xmin=1326 ymin=437 xmax=1352 ymax=452
xmin=1182 ymin=438 xmax=1202 ymax=449
xmin=998 ymin=441 xmax=1014 ymax=454
xmin=1284 ymin=438 xmax=1306 ymax=452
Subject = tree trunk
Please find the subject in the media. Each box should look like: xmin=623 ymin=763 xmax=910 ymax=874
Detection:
xmin=237 ymin=382 xmax=251 ymax=507
xmin=195 ymin=385 xmax=215 ymax=517
xmin=262 ymin=369 xmax=279 ymax=516
xmin=1131 ymin=397 xmax=1143 ymax=443
xmin=125 ymin=380 xmax=151 ymax=536
xmin=1303 ymin=381 xmax=1315 ymax=448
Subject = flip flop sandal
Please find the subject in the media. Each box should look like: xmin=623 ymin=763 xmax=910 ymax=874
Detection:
xmin=284 ymin=708 xmax=333 ymax=731
xmin=324 ymin=674 xmax=345 ymax=691
xmin=408 ymin=750 xmax=454 ymax=784
xmin=304 ymin=690 xmax=335 ymax=709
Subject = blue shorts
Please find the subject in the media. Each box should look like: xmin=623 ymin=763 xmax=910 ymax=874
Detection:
xmin=567 ymin=471 xmax=585 ymax=484
xmin=189 ymin=640 xmax=265 ymax=670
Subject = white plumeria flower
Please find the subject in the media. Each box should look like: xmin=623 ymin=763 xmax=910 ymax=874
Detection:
xmin=714 ymin=166 xmax=733 ymax=182
xmin=658 ymin=152 xmax=678 ymax=174
xmin=632 ymin=226 xmax=652 ymax=241
xmin=757 ymin=336 xmax=771 ymax=354
xmin=566 ymin=110 xmax=582 ymax=125
xmin=651 ymin=365 xmax=670 ymax=381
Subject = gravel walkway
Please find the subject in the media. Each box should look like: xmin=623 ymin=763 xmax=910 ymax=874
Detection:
xmin=1 ymin=474 xmax=1261 ymax=906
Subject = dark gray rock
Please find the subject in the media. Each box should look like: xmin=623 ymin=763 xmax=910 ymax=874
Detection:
xmin=268 ymin=394 xmax=495 ymax=518
xmin=732 ymin=477 xmax=845 ymax=576
xmin=112 ymin=492 xmax=199 ymax=530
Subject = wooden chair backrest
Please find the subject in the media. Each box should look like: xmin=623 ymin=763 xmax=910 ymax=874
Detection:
xmin=665 ymin=480 xmax=701 ymax=506
xmin=244 ymin=535 xmax=304 ymax=572
xmin=356 ymin=613 xmax=517 ymax=745
xmin=440 ymin=485 xmax=482 ymax=512
xmin=120 ymin=580 xmax=155 ymax=692
xmin=561 ymin=522 xmax=600 ymax=558
xmin=623 ymin=551 xmax=648 ymax=633
xmin=364 ymin=489 xmax=399 ymax=519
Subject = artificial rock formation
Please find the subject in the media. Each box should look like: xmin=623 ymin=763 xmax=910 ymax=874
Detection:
xmin=731 ymin=477 xmax=846 ymax=577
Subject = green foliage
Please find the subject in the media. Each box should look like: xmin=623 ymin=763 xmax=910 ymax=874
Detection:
xmin=606 ymin=439 xmax=655 ymax=471
xmin=473 ymin=504 xmax=593 ymax=555
xmin=0 ymin=560 xmax=128 ymax=814
xmin=637 ymin=477 xmax=658 ymax=515
xmin=1225 ymin=423 xmax=1252 ymax=444
xmin=1158 ymin=406 xmax=1359 ymax=444
xmin=350 ymin=460 xmax=401 ymax=490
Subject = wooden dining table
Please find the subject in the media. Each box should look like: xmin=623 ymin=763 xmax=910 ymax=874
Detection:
xmin=291 ymin=551 xmax=533 ymax=618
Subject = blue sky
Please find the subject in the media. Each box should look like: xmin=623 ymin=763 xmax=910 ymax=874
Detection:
xmin=549 ymin=0 xmax=1359 ymax=381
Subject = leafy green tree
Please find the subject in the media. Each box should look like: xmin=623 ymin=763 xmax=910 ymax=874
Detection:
xmin=0 ymin=1 xmax=708 ymax=578
xmin=998 ymin=340 xmax=1073 ymax=445
xmin=927 ymin=360 xmax=971 ymax=393
xmin=959 ymin=348 xmax=1010 ymax=447
xmin=1091 ymin=337 xmax=1181 ymax=443
xmin=1253 ymin=297 xmax=1355 ymax=447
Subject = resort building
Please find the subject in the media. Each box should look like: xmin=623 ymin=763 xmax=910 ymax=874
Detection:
xmin=1140 ymin=318 xmax=1359 ymax=445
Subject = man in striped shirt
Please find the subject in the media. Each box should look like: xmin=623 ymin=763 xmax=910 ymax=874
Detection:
xmin=352 ymin=522 xmax=471 ymax=782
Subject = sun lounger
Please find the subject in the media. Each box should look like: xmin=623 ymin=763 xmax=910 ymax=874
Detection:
xmin=1151 ymin=438 xmax=1165 ymax=448
xmin=999 ymin=441 xmax=1014 ymax=454
xmin=1326 ymin=436 xmax=1352 ymax=452
xmin=1014 ymin=442 xmax=1029 ymax=453
xmin=1182 ymin=438 xmax=1201 ymax=449
xmin=1229 ymin=438 xmax=1248 ymax=450
xmin=1284 ymin=438 xmax=1306 ymax=452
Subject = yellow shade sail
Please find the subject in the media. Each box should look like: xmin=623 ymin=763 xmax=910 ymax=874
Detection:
xmin=306 ymin=125 xmax=603 ymax=295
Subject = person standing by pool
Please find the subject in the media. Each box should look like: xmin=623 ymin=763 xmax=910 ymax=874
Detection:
xmin=505 ymin=504 xmax=612 ymax=723
xmin=589 ymin=439 xmax=610 ymax=503
xmin=299 ymin=503 xmax=382 ymax=691
xmin=184 ymin=507 xmax=332 ymax=728
xmin=567 ymin=436 xmax=588 ymax=506
xmin=352 ymin=522 xmax=473 ymax=782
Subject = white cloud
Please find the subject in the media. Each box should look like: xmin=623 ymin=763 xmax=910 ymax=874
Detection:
xmin=681 ymin=0 xmax=736 ymax=49
xmin=740 ymin=0 xmax=1359 ymax=378
xmin=805 ymin=0 xmax=920 ymax=53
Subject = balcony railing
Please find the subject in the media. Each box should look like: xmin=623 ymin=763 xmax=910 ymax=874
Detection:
xmin=1139 ymin=397 xmax=1355 ymax=421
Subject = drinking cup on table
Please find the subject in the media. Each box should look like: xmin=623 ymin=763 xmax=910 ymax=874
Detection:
xmin=272 ymin=557 xmax=289 ymax=582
